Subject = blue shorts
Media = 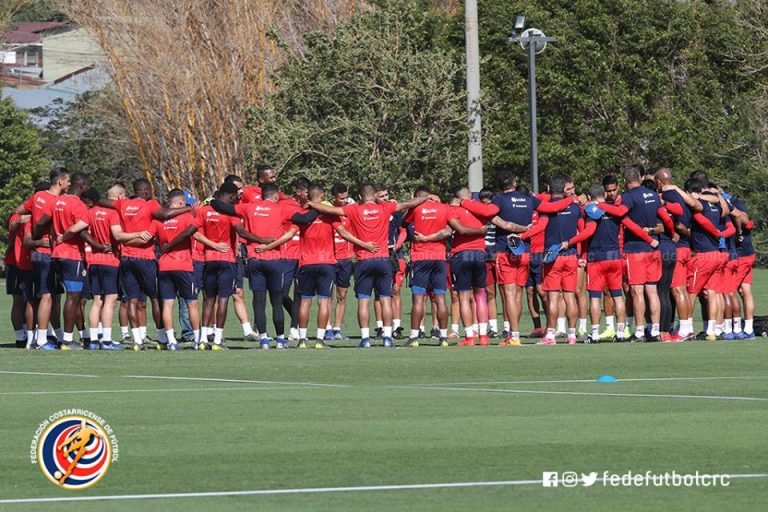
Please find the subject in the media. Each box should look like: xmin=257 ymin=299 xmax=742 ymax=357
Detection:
xmin=248 ymin=259 xmax=288 ymax=293
xmin=193 ymin=260 xmax=204 ymax=290
xmin=203 ymin=261 xmax=236 ymax=298
xmin=281 ymin=259 xmax=298 ymax=294
xmin=120 ymin=258 xmax=158 ymax=300
xmin=53 ymin=258 xmax=87 ymax=293
xmin=335 ymin=259 xmax=354 ymax=288
xmin=31 ymin=252 xmax=62 ymax=297
xmin=6 ymin=265 xmax=33 ymax=301
xmin=526 ymin=252 xmax=544 ymax=287
xmin=235 ymin=258 xmax=246 ymax=289
xmin=354 ymin=258 xmax=393 ymax=299
xmin=409 ymin=260 xmax=447 ymax=294
xmin=89 ymin=264 xmax=120 ymax=296
xmin=159 ymin=270 xmax=198 ymax=301
xmin=450 ymin=251 xmax=487 ymax=291
xmin=297 ymin=264 xmax=335 ymax=298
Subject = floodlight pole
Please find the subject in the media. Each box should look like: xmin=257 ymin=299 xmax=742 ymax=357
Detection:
xmin=465 ymin=0 xmax=483 ymax=193
xmin=517 ymin=32 xmax=556 ymax=194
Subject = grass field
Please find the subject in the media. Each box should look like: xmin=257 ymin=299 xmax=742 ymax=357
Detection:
xmin=0 ymin=271 xmax=767 ymax=511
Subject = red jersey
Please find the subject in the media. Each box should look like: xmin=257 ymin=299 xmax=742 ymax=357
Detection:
xmin=191 ymin=208 xmax=207 ymax=262
xmin=279 ymin=197 xmax=303 ymax=260
xmin=23 ymin=190 xmax=57 ymax=255
xmin=235 ymin=200 xmax=296 ymax=260
xmin=198 ymin=205 xmax=240 ymax=263
xmin=51 ymin=194 xmax=89 ymax=261
xmin=88 ymin=206 xmax=121 ymax=267
xmin=5 ymin=214 xmax=33 ymax=270
xmin=299 ymin=214 xmax=339 ymax=266
xmin=342 ymin=201 xmax=398 ymax=260
xmin=150 ymin=212 xmax=198 ymax=272
xmin=240 ymin=185 xmax=262 ymax=203
xmin=450 ymin=200 xmax=499 ymax=256
xmin=333 ymin=214 xmax=354 ymax=260
xmin=405 ymin=200 xmax=451 ymax=262
xmin=114 ymin=197 xmax=161 ymax=259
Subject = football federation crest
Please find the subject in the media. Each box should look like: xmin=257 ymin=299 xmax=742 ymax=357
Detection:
xmin=32 ymin=411 xmax=118 ymax=490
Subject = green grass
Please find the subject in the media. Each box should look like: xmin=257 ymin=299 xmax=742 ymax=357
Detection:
xmin=0 ymin=271 xmax=767 ymax=511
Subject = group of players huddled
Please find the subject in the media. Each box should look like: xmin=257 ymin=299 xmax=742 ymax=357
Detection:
xmin=3 ymin=162 xmax=757 ymax=351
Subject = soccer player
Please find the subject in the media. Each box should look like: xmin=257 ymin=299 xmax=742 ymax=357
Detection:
xmin=279 ymin=178 xmax=310 ymax=340
xmin=480 ymin=188 xmax=500 ymax=338
xmin=491 ymin=171 xmax=574 ymax=345
xmin=34 ymin=174 xmax=109 ymax=349
xmin=148 ymin=189 xmax=202 ymax=350
xmin=730 ymin=195 xmax=756 ymax=338
xmin=597 ymin=166 xmax=674 ymax=342
xmin=405 ymin=186 xmax=452 ymax=346
xmin=240 ymin=164 xmax=279 ymax=203
xmin=446 ymin=186 xmax=499 ymax=346
xmin=307 ymin=183 xmax=428 ymax=348
xmin=327 ymin=182 xmax=356 ymax=340
xmin=16 ymin=169 xmax=69 ymax=349
xmin=5 ymin=210 xmax=33 ymax=347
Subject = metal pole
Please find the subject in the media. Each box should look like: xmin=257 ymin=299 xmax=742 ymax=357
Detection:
xmin=528 ymin=38 xmax=538 ymax=194
xmin=465 ymin=0 xmax=483 ymax=193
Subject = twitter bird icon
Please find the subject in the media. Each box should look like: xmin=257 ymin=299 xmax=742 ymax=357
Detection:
xmin=581 ymin=472 xmax=598 ymax=487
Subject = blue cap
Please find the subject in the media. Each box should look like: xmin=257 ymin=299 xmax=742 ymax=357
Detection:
xmin=722 ymin=192 xmax=733 ymax=201
xmin=506 ymin=235 xmax=525 ymax=255
xmin=543 ymin=244 xmax=561 ymax=264
xmin=585 ymin=203 xmax=605 ymax=221
xmin=183 ymin=189 xmax=197 ymax=206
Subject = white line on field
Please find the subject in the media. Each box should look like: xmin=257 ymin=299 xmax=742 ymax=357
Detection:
xmin=123 ymin=374 xmax=349 ymax=388
xmin=410 ymin=376 xmax=768 ymax=387
xmin=0 ymin=370 xmax=98 ymax=378
xmin=395 ymin=385 xmax=768 ymax=402
xmin=0 ymin=386 xmax=312 ymax=396
xmin=1 ymin=474 xmax=767 ymax=504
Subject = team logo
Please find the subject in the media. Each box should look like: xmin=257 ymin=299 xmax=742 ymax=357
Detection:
xmin=31 ymin=410 xmax=118 ymax=490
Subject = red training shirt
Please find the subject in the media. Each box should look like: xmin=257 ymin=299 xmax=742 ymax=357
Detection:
xmin=341 ymin=201 xmax=397 ymax=260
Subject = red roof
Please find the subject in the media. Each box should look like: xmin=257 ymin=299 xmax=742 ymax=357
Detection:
xmin=3 ymin=22 xmax=69 ymax=45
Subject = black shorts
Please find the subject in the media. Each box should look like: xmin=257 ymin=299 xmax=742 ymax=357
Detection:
xmin=334 ymin=259 xmax=354 ymax=288
xmin=354 ymin=258 xmax=393 ymax=298
xmin=297 ymin=264 xmax=335 ymax=298
xmin=203 ymin=261 xmax=236 ymax=298
xmin=159 ymin=270 xmax=198 ymax=301
xmin=89 ymin=264 xmax=120 ymax=296
xmin=450 ymin=251 xmax=487 ymax=291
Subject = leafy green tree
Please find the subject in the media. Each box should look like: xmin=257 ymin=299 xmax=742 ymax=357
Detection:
xmin=33 ymin=87 xmax=144 ymax=196
xmin=244 ymin=0 xmax=466 ymax=197
xmin=0 ymin=97 xmax=49 ymax=234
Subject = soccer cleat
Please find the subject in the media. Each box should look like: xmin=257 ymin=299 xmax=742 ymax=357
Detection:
xmin=478 ymin=335 xmax=490 ymax=346
xmin=448 ymin=330 xmax=460 ymax=340
xmin=623 ymin=327 xmax=631 ymax=339
xmin=297 ymin=339 xmax=308 ymax=349
xmin=244 ymin=333 xmax=260 ymax=342
xmin=333 ymin=330 xmax=349 ymax=340
xmin=196 ymin=342 xmax=208 ymax=351
xmin=403 ymin=338 xmax=419 ymax=348
xmin=392 ymin=327 xmax=404 ymax=340
xmin=584 ymin=335 xmax=599 ymax=344
xmin=169 ymin=343 xmax=182 ymax=352
xmin=645 ymin=335 xmax=661 ymax=343
xmin=577 ymin=328 xmax=587 ymax=337
xmin=528 ymin=328 xmax=544 ymax=338
xmin=695 ymin=331 xmax=708 ymax=340
xmin=661 ymin=333 xmax=682 ymax=343
xmin=537 ymin=338 xmax=556 ymax=346
xmin=375 ymin=327 xmax=384 ymax=339
xmin=314 ymin=340 xmax=331 ymax=349
xmin=418 ymin=330 xmax=426 ymax=339
xmin=288 ymin=328 xmax=300 ymax=341
xmin=705 ymin=334 xmax=718 ymax=341
xmin=156 ymin=342 xmax=168 ymax=351
xmin=37 ymin=342 xmax=58 ymax=351
xmin=456 ymin=337 xmax=475 ymax=347
xmin=567 ymin=336 xmax=577 ymax=345
xmin=383 ymin=337 xmax=395 ymax=348
xmin=599 ymin=326 xmax=616 ymax=340
xmin=260 ymin=339 xmax=271 ymax=350
xmin=487 ymin=329 xmax=498 ymax=339
xmin=357 ymin=338 xmax=372 ymax=349
xmin=722 ymin=332 xmax=735 ymax=341
xmin=612 ymin=335 xmax=628 ymax=343
xmin=60 ymin=342 xmax=83 ymax=351
xmin=500 ymin=338 xmax=522 ymax=346
xmin=211 ymin=343 xmax=228 ymax=351
xmin=87 ymin=341 xmax=102 ymax=350
xmin=275 ymin=338 xmax=289 ymax=349
xmin=15 ymin=339 xmax=26 ymax=348
xmin=121 ymin=332 xmax=131 ymax=343
xmin=734 ymin=331 xmax=746 ymax=340
xmin=743 ymin=331 xmax=756 ymax=339
xmin=430 ymin=327 xmax=440 ymax=339
xmin=143 ymin=335 xmax=154 ymax=345
xmin=629 ymin=334 xmax=646 ymax=343
xmin=439 ymin=338 xmax=449 ymax=348
xmin=132 ymin=343 xmax=145 ymax=352
xmin=101 ymin=342 xmax=124 ymax=350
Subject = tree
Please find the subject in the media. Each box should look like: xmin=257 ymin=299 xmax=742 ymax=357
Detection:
xmin=32 ymin=86 xmax=144 ymax=195
xmin=244 ymin=0 xmax=466 ymax=196
xmin=0 ymin=97 xmax=50 ymax=230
